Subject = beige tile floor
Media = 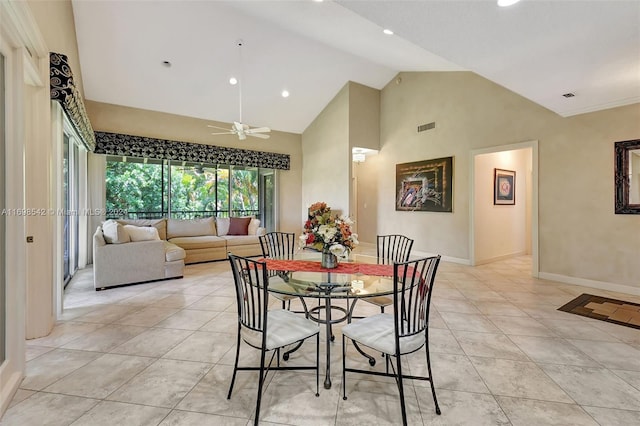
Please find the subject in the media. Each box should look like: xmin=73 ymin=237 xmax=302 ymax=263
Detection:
xmin=3 ymin=254 xmax=640 ymax=425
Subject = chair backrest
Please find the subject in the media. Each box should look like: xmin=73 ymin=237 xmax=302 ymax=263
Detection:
xmin=392 ymin=256 xmax=441 ymax=341
xmin=377 ymin=234 xmax=414 ymax=264
xmin=228 ymin=254 xmax=269 ymax=339
xmin=260 ymin=232 xmax=296 ymax=259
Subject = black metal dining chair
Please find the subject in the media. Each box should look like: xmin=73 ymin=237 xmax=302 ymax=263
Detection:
xmin=259 ymin=232 xmax=299 ymax=310
xmin=227 ymin=254 xmax=320 ymax=426
xmin=341 ymin=255 xmax=442 ymax=425
xmin=362 ymin=234 xmax=414 ymax=313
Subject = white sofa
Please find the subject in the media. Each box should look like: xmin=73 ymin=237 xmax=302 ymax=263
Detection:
xmin=164 ymin=217 xmax=266 ymax=264
xmin=93 ymin=225 xmax=186 ymax=290
xmin=92 ymin=216 xmax=266 ymax=290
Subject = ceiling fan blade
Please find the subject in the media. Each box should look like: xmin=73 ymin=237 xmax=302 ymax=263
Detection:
xmin=207 ymin=124 xmax=231 ymax=131
xmin=245 ymin=127 xmax=271 ymax=134
xmin=248 ymin=133 xmax=270 ymax=139
xmin=210 ymin=131 xmax=234 ymax=136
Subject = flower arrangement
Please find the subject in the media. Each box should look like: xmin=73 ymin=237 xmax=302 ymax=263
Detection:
xmin=300 ymin=202 xmax=359 ymax=257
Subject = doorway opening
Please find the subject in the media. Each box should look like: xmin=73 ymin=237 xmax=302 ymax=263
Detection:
xmin=470 ymin=140 xmax=538 ymax=277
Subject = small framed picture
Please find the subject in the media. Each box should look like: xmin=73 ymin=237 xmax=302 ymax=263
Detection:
xmin=494 ymin=169 xmax=515 ymax=205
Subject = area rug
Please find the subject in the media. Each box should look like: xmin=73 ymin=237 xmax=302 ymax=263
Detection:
xmin=558 ymin=293 xmax=640 ymax=330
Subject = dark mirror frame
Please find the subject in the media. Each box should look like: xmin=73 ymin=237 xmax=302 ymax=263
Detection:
xmin=614 ymin=139 xmax=640 ymax=214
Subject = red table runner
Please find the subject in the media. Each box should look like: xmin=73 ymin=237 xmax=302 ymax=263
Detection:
xmin=259 ymin=258 xmax=395 ymax=277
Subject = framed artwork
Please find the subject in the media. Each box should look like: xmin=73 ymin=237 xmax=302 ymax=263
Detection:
xmin=396 ymin=156 xmax=453 ymax=212
xmin=494 ymin=168 xmax=515 ymax=205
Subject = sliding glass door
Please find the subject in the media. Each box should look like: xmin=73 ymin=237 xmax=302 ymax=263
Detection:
xmin=62 ymin=129 xmax=81 ymax=287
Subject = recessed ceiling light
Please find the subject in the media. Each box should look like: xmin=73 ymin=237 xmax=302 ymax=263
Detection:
xmin=281 ymin=90 xmax=290 ymax=98
xmin=229 ymin=77 xmax=238 ymax=85
xmin=161 ymin=60 xmax=171 ymax=67
xmin=383 ymin=29 xmax=394 ymax=35
xmin=497 ymin=0 xmax=521 ymax=7
xmin=312 ymin=0 xmax=324 ymax=3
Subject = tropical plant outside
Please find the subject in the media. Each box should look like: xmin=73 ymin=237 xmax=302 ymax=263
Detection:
xmin=105 ymin=157 xmax=261 ymax=219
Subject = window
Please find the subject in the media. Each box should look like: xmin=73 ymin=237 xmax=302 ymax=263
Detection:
xmin=105 ymin=157 xmax=272 ymax=224
xmin=106 ymin=157 xmax=165 ymax=218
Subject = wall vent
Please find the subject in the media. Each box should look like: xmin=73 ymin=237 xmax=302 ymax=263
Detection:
xmin=417 ymin=122 xmax=436 ymax=132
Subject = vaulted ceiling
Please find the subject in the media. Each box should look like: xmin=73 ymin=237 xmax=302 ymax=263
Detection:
xmin=72 ymin=0 xmax=640 ymax=135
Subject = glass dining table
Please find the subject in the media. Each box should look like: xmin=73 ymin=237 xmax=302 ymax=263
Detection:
xmin=261 ymin=251 xmax=397 ymax=389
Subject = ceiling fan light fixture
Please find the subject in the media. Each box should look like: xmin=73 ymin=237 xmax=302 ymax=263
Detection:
xmin=229 ymin=77 xmax=238 ymax=85
xmin=497 ymin=0 xmax=521 ymax=7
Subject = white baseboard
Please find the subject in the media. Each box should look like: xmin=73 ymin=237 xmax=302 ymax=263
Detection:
xmin=539 ymin=272 xmax=640 ymax=297
xmin=412 ymin=249 xmax=471 ymax=266
xmin=474 ymin=251 xmax=528 ymax=266
xmin=0 ymin=370 xmax=23 ymax=417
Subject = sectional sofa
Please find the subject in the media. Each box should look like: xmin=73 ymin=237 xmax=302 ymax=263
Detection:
xmin=93 ymin=216 xmax=266 ymax=290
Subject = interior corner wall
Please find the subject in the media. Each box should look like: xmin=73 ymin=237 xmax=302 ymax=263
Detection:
xmin=348 ymin=82 xmax=380 ymax=225
xmin=474 ymin=148 xmax=531 ymax=264
xmin=348 ymin=82 xmax=380 ymax=152
xmin=379 ymin=71 xmax=640 ymax=289
xmin=84 ymin=101 xmax=303 ymax=235
xmin=301 ymin=83 xmax=350 ymax=218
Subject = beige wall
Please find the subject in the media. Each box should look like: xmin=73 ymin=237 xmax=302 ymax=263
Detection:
xmin=301 ymin=83 xmax=350 ymax=218
xmin=302 ymin=81 xmax=381 ymax=229
xmin=369 ymin=71 xmax=640 ymax=289
xmin=349 ymin=82 xmax=380 ymax=152
xmin=353 ymin=155 xmax=379 ymax=244
xmin=28 ymin=0 xmax=84 ymax=97
xmin=85 ymin=101 xmax=303 ymax=234
xmin=348 ymin=82 xmax=380 ymax=221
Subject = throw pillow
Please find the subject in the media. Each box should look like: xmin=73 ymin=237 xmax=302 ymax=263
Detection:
xmin=167 ymin=217 xmax=216 ymax=239
xmin=247 ymin=218 xmax=260 ymax=235
xmin=102 ymin=219 xmax=130 ymax=244
xmin=228 ymin=217 xmax=252 ymax=235
xmin=117 ymin=219 xmax=167 ymax=240
xmin=216 ymin=217 xmax=230 ymax=236
xmin=124 ymin=225 xmax=160 ymax=242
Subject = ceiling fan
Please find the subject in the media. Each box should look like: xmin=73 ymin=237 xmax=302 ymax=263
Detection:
xmin=208 ymin=40 xmax=270 ymax=141
xmin=208 ymin=121 xmax=270 ymax=141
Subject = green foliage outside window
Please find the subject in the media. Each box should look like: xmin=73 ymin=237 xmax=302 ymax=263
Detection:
xmin=105 ymin=157 xmax=261 ymax=219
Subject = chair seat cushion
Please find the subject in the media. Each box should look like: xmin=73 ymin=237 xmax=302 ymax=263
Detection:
xmin=242 ymin=309 xmax=318 ymax=350
xmin=341 ymin=313 xmax=425 ymax=355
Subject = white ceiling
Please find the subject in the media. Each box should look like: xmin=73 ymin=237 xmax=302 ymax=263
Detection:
xmin=72 ymin=0 xmax=640 ymax=135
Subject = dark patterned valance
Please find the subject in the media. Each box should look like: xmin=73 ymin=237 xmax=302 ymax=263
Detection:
xmin=94 ymin=131 xmax=290 ymax=170
xmin=50 ymin=52 xmax=96 ymax=151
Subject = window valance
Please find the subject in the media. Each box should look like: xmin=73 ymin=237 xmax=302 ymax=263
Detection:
xmin=49 ymin=52 xmax=96 ymax=151
xmin=94 ymin=131 xmax=291 ymax=170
